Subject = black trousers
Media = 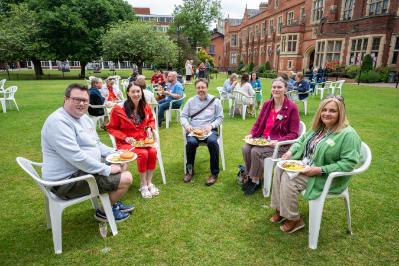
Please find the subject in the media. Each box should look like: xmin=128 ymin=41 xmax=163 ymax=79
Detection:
xmin=186 ymin=130 xmax=219 ymax=176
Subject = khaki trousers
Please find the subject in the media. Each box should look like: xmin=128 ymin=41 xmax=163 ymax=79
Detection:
xmin=270 ymin=166 xmax=308 ymax=220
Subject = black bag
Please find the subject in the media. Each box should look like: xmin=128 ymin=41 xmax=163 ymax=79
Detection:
xmin=237 ymin=165 xmax=246 ymax=185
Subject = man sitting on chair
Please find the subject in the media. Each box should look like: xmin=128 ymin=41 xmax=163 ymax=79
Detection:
xmin=41 ymin=83 xmax=134 ymax=223
xmin=157 ymin=71 xmax=184 ymax=127
xmin=294 ymin=72 xmax=310 ymax=100
xmin=180 ymin=78 xmax=224 ymax=185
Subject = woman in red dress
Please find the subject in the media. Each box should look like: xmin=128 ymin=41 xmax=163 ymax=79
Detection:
xmin=107 ymin=81 xmax=159 ymax=199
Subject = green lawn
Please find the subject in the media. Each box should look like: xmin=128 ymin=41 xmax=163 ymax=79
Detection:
xmin=0 ymin=76 xmax=398 ymax=265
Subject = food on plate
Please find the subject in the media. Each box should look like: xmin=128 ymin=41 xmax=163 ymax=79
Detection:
xmin=144 ymin=138 xmax=155 ymax=144
xmin=134 ymin=140 xmax=145 ymax=147
xmin=245 ymin=138 xmax=269 ymax=145
xmin=120 ymin=151 xmax=135 ymax=160
xmin=193 ymin=128 xmax=205 ymax=136
xmin=282 ymin=161 xmax=306 ymax=171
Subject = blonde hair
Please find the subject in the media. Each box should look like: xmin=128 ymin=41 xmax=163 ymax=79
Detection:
xmin=312 ymin=97 xmax=349 ymax=133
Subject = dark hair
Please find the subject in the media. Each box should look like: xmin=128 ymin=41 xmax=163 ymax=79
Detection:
xmin=195 ymin=78 xmax=208 ymax=88
xmin=279 ymin=73 xmax=289 ymax=81
xmin=124 ymin=81 xmax=147 ymax=121
xmin=250 ymin=72 xmax=259 ymax=81
xmin=241 ymin=73 xmax=250 ymax=83
xmin=64 ymin=83 xmax=88 ymax=97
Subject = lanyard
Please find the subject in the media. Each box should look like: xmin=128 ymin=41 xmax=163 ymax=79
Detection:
xmin=303 ymin=128 xmax=332 ymax=165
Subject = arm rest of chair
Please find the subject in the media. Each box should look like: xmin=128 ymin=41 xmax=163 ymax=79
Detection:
xmin=272 ymin=138 xmax=298 ymax=158
xmin=42 ymin=174 xmax=99 ymax=195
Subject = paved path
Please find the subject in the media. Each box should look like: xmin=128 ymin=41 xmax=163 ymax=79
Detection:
xmin=347 ymin=82 xmax=399 ymax=88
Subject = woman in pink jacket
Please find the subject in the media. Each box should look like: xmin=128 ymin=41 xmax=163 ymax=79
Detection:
xmin=241 ymin=77 xmax=300 ymax=195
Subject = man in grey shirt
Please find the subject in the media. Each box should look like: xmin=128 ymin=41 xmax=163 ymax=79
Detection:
xmin=180 ymin=78 xmax=224 ymax=185
xmin=41 ymin=83 xmax=133 ymax=222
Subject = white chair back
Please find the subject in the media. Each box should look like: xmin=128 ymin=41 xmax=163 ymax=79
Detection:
xmin=0 ymin=79 xmax=6 ymax=91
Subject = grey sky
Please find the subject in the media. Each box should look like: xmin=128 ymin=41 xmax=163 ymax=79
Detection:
xmin=128 ymin=0 xmax=262 ymax=19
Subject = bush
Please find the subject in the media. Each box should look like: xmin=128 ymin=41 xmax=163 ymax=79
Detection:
xmin=265 ymin=61 xmax=271 ymax=71
xmin=345 ymin=65 xmax=360 ymax=79
xmin=361 ymin=54 xmax=373 ymax=71
xmin=356 ymin=70 xmax=381 ymax=83
xmin=258 ymin=70 xmax=277 ymax=79
xmin=375 ymin=66 xmax=396 ymax=82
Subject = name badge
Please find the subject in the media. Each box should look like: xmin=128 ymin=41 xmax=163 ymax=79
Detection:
xmin=276 ymin=114 xmax=283 ymax=120
xmin=326 ymin=138 xmax=335 ymax=147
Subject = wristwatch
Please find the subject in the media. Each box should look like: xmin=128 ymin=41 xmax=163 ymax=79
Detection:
xmin=320 ymin=167 xmax=326 ymax=175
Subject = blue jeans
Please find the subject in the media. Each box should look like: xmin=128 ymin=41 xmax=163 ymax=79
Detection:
xmin=158 ymin=99 xmax=181 ymax=126
xmin=186 ymin=130 xmax=219 ymax=176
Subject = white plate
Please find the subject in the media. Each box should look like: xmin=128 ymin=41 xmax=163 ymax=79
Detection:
xmin=243 ymin=138 xmax=270 ymax=146
xmin=189 ymin=130 xmax=212 ymax=140
xmin=277 ymin=160 xmax=307 ymax=173
xmin=106 ymin=152 xmax=137 ymax=164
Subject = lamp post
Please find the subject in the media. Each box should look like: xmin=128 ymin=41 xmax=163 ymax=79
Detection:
xmin=276 ymin=47 xmax=281 ymax=75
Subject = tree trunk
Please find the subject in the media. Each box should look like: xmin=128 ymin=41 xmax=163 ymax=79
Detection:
xmin=80 ymin=61 xmax=87 ymax=78
xmin=32 ymin=59 xmax=43 ymax=79
xmin=138 ymin=62 xmax=143 ymax=75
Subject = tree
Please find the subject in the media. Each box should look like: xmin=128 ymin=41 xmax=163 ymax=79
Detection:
xmin=170 ymin=0 xmax=221 ymax=50
xmin=0 ymin=3 xmax=48 ymax=77
xmin=102 ymin=21 xmax=178 ymax=74
xmin=196 ymin=48 xmax=214 ymax=66
xmin=29 ymin=0 xmax=135 ymax=77
xmin=361 ymin=54 xmax=373 ymax=71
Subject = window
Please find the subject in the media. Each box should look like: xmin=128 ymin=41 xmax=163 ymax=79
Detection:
xmin=312 ymin=0 xmax=324 ymax=22
xmin=288 ymin=60 xmax=293 ymax=69
xmin=277 ymin=16 xmax=283 ymax=34
xmin=269 ymin=18 xmax=274 ymax=34
xmin=342 ymin=0 xmax=354 ymax=20
xmin=287 ymin=11 xmax=294 ymax=25
xmin=370 ymin=37 xmax=381 ymax=67
xmin=315 ymin=39 xmax=343 ymax=67
xmin=391 ymin=37 xmax=399 ymax=64
xmin=275 ymin=0 xmax=279 ymax=8
xmin=255 ymin=24 xmax=259 ymax=40
xmin=300 ymin=7 xmax=305 ymax=22
xmin=368 ymin=0 xmax=389 ymax=16
xmin=282 ymin=34 xmax=298 ymax=53
xmin=349 ymin=38 xmax=368 ymax=65
xmin=231 ymin=34 xmax=238 ymax=46
xmin=262 ymin=21 xmax=267 ymax=38
xmin=230 ymin=53 xmax=237 ymax=64
xmin=209 ymin=45 xmax=215 ymax=55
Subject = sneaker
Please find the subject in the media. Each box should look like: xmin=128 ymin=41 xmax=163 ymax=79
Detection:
xmin=244 ymin=180 xmax=261 ymax=195
xmin=95 ymin=208 xmax=130 ymax=223
xmin=113 ymin=201 xmax=135 ymax=213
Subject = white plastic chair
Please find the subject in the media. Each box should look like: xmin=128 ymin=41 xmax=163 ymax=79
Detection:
xmin=88 ymin=104 xmax=108 ymax=129
xmin=263 ymin=121 xmax=307 ymax=197
xmin=3 ymin=86 xmax=19 ymax=111
xmin=182 ymin=124 xmax=226 ymax=174
xmin=149 ymin=103 xmax=160 ymax=131
xmin=305 ymin=142 xmax=372 ymax=249
xmin=216 ymin=87 xmax=233 ymax=111
xmin=230 ymin=90 xmax=255 ymax=120
xmin=16 ymin=157 xmax=118 ymax=254
xmin=88 ymin=76 xmax=96 ymax=81
xmin=330 ymin=80 xmax=345 ymax=95
xmin=0 ymin=80 xmax=6 ymax=113
xmin=315 ymin=81 xmax=332 ymax=100
xmin=0 ymin=79 xmax=6 ymax=91
xmin=108 ymin=75 xmax=121 ymax=91
xmin=108 ymin=131 xmax=166 ymax=184
xmin=165 ymin=93 xmax=186 ymax=128
xmin=121 ymin=79 xmax=130 ymax=95
xmin=286 ymin=90 xmax=310 ymax=115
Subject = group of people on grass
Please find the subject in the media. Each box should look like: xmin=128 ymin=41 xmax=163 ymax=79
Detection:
xmin=41 ymin=73 xmax=361 ymax=233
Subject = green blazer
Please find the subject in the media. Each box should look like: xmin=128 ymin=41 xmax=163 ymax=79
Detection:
xmin=289 ymin=126 xmax=361 ymax=200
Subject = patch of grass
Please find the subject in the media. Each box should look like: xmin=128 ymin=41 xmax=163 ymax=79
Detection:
xmin=0 ymin=77 xmax=398 ymax=264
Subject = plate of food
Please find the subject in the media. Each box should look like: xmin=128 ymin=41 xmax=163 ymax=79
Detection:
xmin=243 ymin=137 xmax=270 ymax=146
xmin=189 ymin=128 xmax=211 ymax=140
xmin=106 ymin=151 xmax=137 ymax=164
xmin=277 ymin=160 xmax=307 ymax=172
xmin=133 ymin=138 xmax=156 ymax=148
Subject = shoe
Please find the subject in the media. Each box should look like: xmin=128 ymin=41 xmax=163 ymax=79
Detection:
xmin=148 ymin=184 xmax=160 ymax=196
xmin=244 ymin=180 xmax=260 ymax=195
xmin=184 ymin=164 xmax=194 ymax=183
xmin=113 ymin=201 xmax=135 ymax=213
xmin=280 ymin=218 xmax=305 ymax=233
xmin=241 ymin=177 xmax=251 ymax=191
xmin=270 ymin=211 xmax=286 ymax=224
xmin=139 ymin=186 xmax=152 ymax=199
xmin=95 ymin=208 xmax=130 ymax=223
xmin=206 ymin=175 xmax=217 ymax=186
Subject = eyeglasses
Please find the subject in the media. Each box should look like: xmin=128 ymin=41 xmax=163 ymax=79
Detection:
xmin=326 ymin=94 xmax=344 ymax=103
xmin=67 ymin=97 xmax=89 ymax=105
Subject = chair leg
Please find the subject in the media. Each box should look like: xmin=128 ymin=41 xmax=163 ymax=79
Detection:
xmin=13 ymin=99 xmax=19 ymax=111
xmin=166 ymin=110 xmax=170 ymax=128
xmin=99 ymin=193 xmax=118 ymax=236
xmin=91 ymin=197 xmax=100 ymax=209
xmin=262 ymin=158 xmax=274 ymax=197
xmin=242 ymin=105 xmax=247 ymax=120
xmin=219 ymin=140 xmax=226 ymax=171
xmin=320 ymin=89 xmax=324 ymax=100
xmin=303 ymin=100 xmax=307 ymax=115
xmin=157 ymin=150 xmax=166 ymax=184
xmin=1 ymin=100 xmax=6 ymax=113
xmin=44 ymin=197 xmax=52 ymax=229
xmin=49 ymin=201 xmax=64 ymax=254
xmin=308 ymin=198 xmax=324 ymax=250
xmin=344 ymin=192 xmax=352 ymax=234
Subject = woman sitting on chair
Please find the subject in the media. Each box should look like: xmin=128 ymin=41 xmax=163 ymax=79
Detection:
xmin=270 ymin=95 xmax=361 ymax=233
xmin=241 ymin=77 xmax=300 ymax=195
xmin=107 ymin=81 xmax=159 ymax=199
xmin=250 ymin=72 xmax=262 ymax=109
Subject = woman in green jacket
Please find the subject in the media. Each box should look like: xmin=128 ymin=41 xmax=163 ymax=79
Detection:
xmin=270 ymin=95 xmax=361 ymax=233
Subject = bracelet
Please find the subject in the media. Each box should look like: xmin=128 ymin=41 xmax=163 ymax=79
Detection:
xmin=144 ymin=126 xmax=153 ymax=132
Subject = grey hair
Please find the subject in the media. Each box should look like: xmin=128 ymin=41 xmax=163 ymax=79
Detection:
xmin=271 ymin=76 xmax=288 ymax=88
xmin=137 ymin=75 xmax=146 ymax=80
xmin=90 ymin=77 xmax=102 ymax=87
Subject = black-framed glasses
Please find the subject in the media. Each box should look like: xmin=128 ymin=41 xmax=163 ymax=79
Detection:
xmin=67 ymin=97 xmax=89 ymax=105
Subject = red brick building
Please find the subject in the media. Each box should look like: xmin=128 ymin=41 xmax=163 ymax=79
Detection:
xmin=223 ymin=0 xmax=399 ymax=73
xmin=207 ymin=30 xmax=225 ymax=67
